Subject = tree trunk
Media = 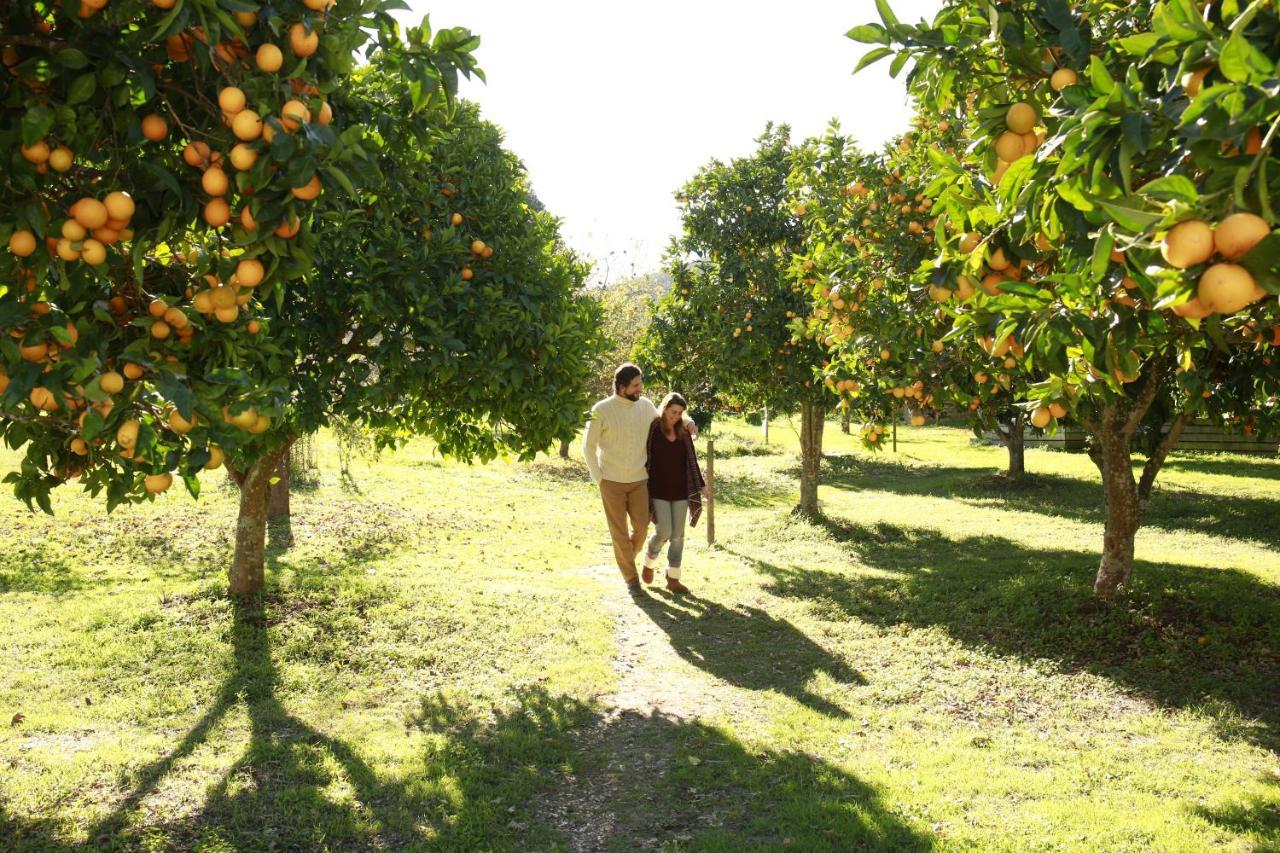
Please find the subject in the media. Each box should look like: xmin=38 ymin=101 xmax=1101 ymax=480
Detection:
xmin=840 ymin=408 xmax=851 ymax=435
xmin=1094 ymin=429 xmax=1139 ymax=600
xmin=229 ymin=444 xmax=291 ymax=598
xmin=267 ymin=455 xmax=290 ymax=521
xmin=797 ymin=400 xmax=824 ymax=517
xmin=559 ymin=438 xmax=571 ymax=459
xmin=1005 ymin=411 xmax=1025 ymax=477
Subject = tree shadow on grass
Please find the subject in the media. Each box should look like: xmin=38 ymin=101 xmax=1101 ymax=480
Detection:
xmin=13 ymin=595 xmax=928 ymax=851
xmin=1193 ymin=772 xmax=1280 ymax=847
xmin=0 ymin=544 xmax=106 ymax=595
xmin=818 ymin=455 xmax=1280 ymax=551
xmin=741 ymin=516 xmax=1280 ymax=755
xmin=1161 ymin=451 xmax=1280 ymax=480
xmin=631 ymin=589 xmax=865 ymax=718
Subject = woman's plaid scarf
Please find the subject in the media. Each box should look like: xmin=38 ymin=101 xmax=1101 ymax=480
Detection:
xmin=645 ymin=419 xmax=706 ymax=527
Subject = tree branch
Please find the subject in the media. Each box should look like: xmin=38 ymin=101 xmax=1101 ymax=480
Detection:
xmin=1122 ymin=357 xmax=1167 ymax=437
xmin=1137 ymin=409 xmax=1189 ymax=505
xmin=0 ymin=35 xmax=70 ymax=51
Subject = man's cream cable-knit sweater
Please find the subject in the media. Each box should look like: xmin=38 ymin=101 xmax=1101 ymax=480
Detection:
xmin=582 ymin=394 xmax=659 ymax=484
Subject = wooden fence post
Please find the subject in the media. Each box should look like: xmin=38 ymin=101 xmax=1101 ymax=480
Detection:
xmin=706 ymin=438 xmax=716 ymax=546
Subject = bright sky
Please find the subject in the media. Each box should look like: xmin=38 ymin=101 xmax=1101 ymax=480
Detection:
xmin=401 ymin=1 xmax=943 ymax=283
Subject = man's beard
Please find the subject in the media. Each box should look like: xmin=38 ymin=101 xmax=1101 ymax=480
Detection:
xmin=623 ymin=391 xmax=640 ymax=401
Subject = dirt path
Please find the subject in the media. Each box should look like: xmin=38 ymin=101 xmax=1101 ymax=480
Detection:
xmin=538 ymin=565 xmax=740 ymax=851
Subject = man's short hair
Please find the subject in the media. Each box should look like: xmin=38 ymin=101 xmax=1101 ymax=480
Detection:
xmin=614 ymin=363 xmax=643 ymax=393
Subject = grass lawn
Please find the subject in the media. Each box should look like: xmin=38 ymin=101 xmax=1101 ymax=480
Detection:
xmin=1 ymin=415 xmax=1278 ymax=850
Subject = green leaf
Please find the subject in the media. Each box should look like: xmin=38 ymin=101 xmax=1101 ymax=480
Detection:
xmin=1219 ymin=30 xmax=1275 ymax=84
xmin=874 ymin=0 xmax=900 ymax=28
xmin=66 ymin=73 xmax=96 ymax=105
xmin=847 ymin=24 xmax=889 ymax=45
xmin=1097 ymin=198 xmax=1163 ymax=232
xmin=82 ymin=410 xmax=106 ymax=442
xmin=324 ymin=165 xmax=357 ymax=198
xmin=855 ymin=47 xmax=894 ymax=73
xmin=54 ymin=49 xmax=90 ymax=69
xmin=889 ymin=51 xmax=910 ymax=78
xmin=1240 ymin=232 xmax=1280 ymax=294
xmin=20 ymin=106 xmax=56 ymax=147
xmin=1088 ymin=55 xmax=1114 ymax=93
xmin=1116 ymin=33 xmax=1160 ymax=56
xmin=1138 ymin=174 xmax=1199 ymax=204
xmin=157 ymin=370 xmax=195 ymax=421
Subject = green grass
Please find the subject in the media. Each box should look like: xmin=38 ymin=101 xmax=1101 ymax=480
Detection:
xmin=1 ymin=418 xmax=1278 ymax=850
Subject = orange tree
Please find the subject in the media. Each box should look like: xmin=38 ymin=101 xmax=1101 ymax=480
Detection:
xmin=852 ymin=0 xmax=1280 ymax=598
xmin=793 ymin=119 xmax=1052 ymax=476
xmin=636 ymin=125 xmax=831 ymax=515
xmin=259 ymin=82 xmax=603 ymax=579
xmin=1 ymin=3 xmax=601 ymax=595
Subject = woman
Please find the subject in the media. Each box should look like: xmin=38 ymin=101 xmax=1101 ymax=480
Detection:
xmin=641 ymin=392 xmax=708 ymax=594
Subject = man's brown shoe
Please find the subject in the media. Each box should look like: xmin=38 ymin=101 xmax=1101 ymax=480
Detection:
xmin=626 ymin=577 xmax=644 ymax=594
xmin=641 ymin=566 xmax=654 ymax=585
xmin=666 ymin=578 xmax=690 ymax=594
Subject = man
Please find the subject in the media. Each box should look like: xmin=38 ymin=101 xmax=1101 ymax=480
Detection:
xmin=583 ymin=363 xmax=695 ymax=591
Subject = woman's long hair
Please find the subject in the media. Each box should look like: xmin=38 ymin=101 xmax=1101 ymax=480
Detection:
xmin=657 ymin=392 xmax=689 ymax=436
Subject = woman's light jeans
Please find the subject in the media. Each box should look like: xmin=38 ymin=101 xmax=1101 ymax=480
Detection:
xmin=646 ymin=499 xmax=688 ymax=578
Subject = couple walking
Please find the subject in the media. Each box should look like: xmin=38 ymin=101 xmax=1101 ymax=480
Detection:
xmin=582 ymin=363 xmax=709 ymax=595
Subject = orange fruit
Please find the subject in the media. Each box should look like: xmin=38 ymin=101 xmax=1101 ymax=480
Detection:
xmin=201 ymin=167 xmax=229 ymax=197
xmin=72 ymin=198 xmax=109 ymax=229
xmin=183 ymin=141 xmax=211 ymax=167
xmin=144 ymin=472 xmax=173 ymax=494
xmin=141 ymin=114 xmax=168 ymax=142
xmin=256 ymin=43 xmax=283 ymax=72
xmin=280 ymin=99 xmax=311 ymax=132
xmin=451 ymin=212 xmax=464 ymax=226
xmin=48 ymin=146 xmax=74 ymax=172
xmin=232 ymin=110 xmax=263 ymax=141
xmin=995 ymin=131 xmax=1024 ymax=162
xmin=80 ymin=238 xmax=106 ymax=265
xmin=204 ymin=445 xmax=225 ymax=470
xmin=1181 ymin=67 xmax=1210 ymax=97
xmin=240 ymin=207 xmax=257 ymax=232
xmin=290 ymin=175 xmax=322 ymax=200
xmin=316 ymin=101 xmax=333 ymax=125
xmin=204 ymin=198 xmax=231 ymax=227
xmin=56 ymin=239 xmax=81 ymax=261
xmin=215 ymin=305 xmax=239 ymax=324
xmin=151 ymin=320 xmax=172 ymax=339
xmin=103 ymin=191 xmax=135 ymax=222
xmin=1160 ymin=219 xmax=1214 ymax=269
xmin=229 ymin=143 xmax=257 ymax=171
xmin=1006 ymin=102 xmax=1037 ymax=134
xmin=100 ymin=371 xmax=124 ymax=394
xmin=236 ymin=258 xmax=265 ymax=286
xmin=1198 ymin=263 xmax=1262 ymax=314
xmin=1050 ymin=68 xmax=1077 ymax=91
xmin=8 ymin=230 xmax=36 ymax=257
xmin=123 ymin=363 xmax=144 ymax=380
xmin=461 ymin=266 xmax=474 ymax=281
xmin=117 ymin=419 xmax=140 ymax=447
xmin=289 ymin=23 xmax=319 ymax=57
xmin=30 ymin=386 xmax=58 ymax=412
xmin=1213 ymin=212 xmax=1270 ymax=260
xmin=275 ymin=216 xmax=301 ymax=238
xmin=218 ymin=86 xmax=246 ymax=114
xmin=1030 ymin=406 xmax=1052 ymax=428
xmin=20 ymin=141 xmax=50 ymax=164
xmin=211 ymin=285 xmax=238 ymax=309
xmin=168 ymin=409 xmax=197 ymax=434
